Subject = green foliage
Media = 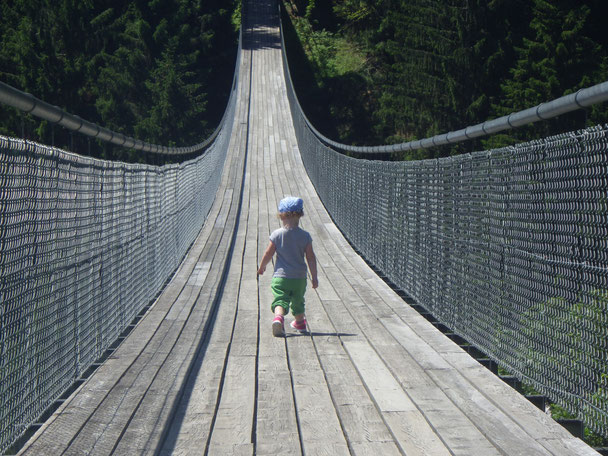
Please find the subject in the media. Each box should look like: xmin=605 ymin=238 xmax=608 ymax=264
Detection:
xmin=0 ymin=0 xmax=239 ymax=163
xmin=283 ymin=0 xmax=378 ymax=145
xmin=514 ymin=289 xmax=608 ymax=439
xmin=492 ymin=0 xmax=605 ymax=143
xmin=550 ymin=402 xmax=577 ymax=420
xmin=283 ymin=0 xmax=608 ymax=160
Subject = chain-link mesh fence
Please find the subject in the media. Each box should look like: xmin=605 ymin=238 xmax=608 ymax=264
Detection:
xmin=283 ymin=41 xmax=608 ymax=438
xmin=0 ymin=84 xmax=235 ymax=452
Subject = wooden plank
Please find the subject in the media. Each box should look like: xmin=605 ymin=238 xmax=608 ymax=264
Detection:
xmin=316 ymin=297 xmax=457 ymax=454
xmin=427 ymin=368 xmax=554 ymax=456
xmin=151 ymin=42 xmax=256 ymax=454
xmin=342 ymin=339 xmax=416 ymax=413
xmin=451 ymin=363 xmax=600 ymax=456
xmin=350 ymin=441 xmax=402 ymax=456
xmin=209 ymin=356 xmax=257 ymax=446
xmin=116 ymin=238 xmax=245 ymax=453
xmin=371 ymin=280 xmax=597 ymax=456
xmin=184 ymin=261 xmax=211 ymax=287
xmin=206 ymin=443 xmax=254 ymax=455
xmin=383 ymin=411 xmax=451 ymax=456
xmin=252 ymin=26 xmax=301 ymax=455
xmin=66 ymin=207 xmax=233 ymax=454
xmin=361 ymin=288 xmax=585 ymax=455
xmin=287 ymin=335 xmax=349 ymax=453
xmin=156 ymin=359 xmax=222 ymax=454
xmin=315 ymin=348 xmax=398 ymax=450
xmin=23 ymin=269 xmax=218 ymax=455
xmin=156 ymin=167 xmax=252 ymax=451
xmin=320 ymin=265 xmax=502 ymax=454
xmin=207 ymin=113 xmax=258 ymax=449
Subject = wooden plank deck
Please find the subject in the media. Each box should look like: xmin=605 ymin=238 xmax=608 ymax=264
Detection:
xmin=18 ymin=0 xmax=599 ymax=455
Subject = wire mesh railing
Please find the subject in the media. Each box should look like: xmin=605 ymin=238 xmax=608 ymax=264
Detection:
xmin=0 ymin=36 xmax=240 ymax=456
xmin=280 ymin=9 xmax=608 ymax=439
xmin=0 ymin=126 xmax=231 ymax=453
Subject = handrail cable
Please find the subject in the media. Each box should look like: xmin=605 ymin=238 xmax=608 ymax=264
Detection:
xmin=0 ymin=68 xmax=235 ymax=156
xmin=279 ymin=20 xmax=608 ymax=156
xmin=301 ymin=79 xmax=608 ymax=154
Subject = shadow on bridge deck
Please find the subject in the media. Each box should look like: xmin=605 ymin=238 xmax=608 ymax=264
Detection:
xmin=17 ymin=0 xmax=599 ymax=455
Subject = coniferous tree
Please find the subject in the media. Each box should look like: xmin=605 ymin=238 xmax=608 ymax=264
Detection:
xmin=493 ymin=0 xmax=606 ymax=142
xmin=284 ymin=0 xmax=608 ymax=157
xmin=0 ymin=0 xmax=238 ymax=162
xmin=366 ymin=0 xmax=470 ymax=154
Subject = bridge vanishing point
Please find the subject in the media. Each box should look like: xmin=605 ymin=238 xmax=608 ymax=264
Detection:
xmin=5 ymin=0 xmax=604 ymax=455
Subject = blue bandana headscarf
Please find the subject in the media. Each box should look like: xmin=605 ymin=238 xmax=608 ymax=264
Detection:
xmin=278 ymin=196 xmax=303 ymax=213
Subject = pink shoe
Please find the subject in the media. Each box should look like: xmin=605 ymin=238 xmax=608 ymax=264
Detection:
xmin=290 ymin=319 xmax=307 ymax=333
xmin=272 ymin=315 xmax=284 ymax=337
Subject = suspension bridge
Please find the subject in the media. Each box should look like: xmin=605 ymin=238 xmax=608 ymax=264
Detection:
xmin=1 ymin=0 xmax=607 ymax=454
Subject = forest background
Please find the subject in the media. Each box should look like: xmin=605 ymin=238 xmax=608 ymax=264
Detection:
xmin=283 ymin=0 xmax=608 ymax=160
xmin=1 ymin=0 xmax=607 ymax=163
xmin=0 ymin=0 xmax=239 ymax=163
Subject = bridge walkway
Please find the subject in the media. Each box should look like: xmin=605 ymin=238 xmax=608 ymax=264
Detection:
xmin=18 ymin=0 xmax=597 ymax=454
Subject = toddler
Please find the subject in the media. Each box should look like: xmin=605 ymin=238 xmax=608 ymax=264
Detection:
xmin=257 ymin=196 xmax=318 ymax=337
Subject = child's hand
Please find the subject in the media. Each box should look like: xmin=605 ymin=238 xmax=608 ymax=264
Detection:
xmin=258 ymin=242 xmax=275 ymax=277
xmin=311 ymin=277 xmax=318 ymax=289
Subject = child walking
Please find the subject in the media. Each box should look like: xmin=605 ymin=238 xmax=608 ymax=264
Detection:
xmin=257 ymin=196 xmax=318 ymax=337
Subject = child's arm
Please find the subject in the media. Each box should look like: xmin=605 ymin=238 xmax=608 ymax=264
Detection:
xmin=305 ymin=243 xmax=318 ymax=289
xmin=257 ymin=241 xmax=276 ymax=275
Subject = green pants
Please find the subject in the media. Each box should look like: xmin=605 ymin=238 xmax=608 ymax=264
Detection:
xmin=271 ymin=277 xmax=307 ymax=316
